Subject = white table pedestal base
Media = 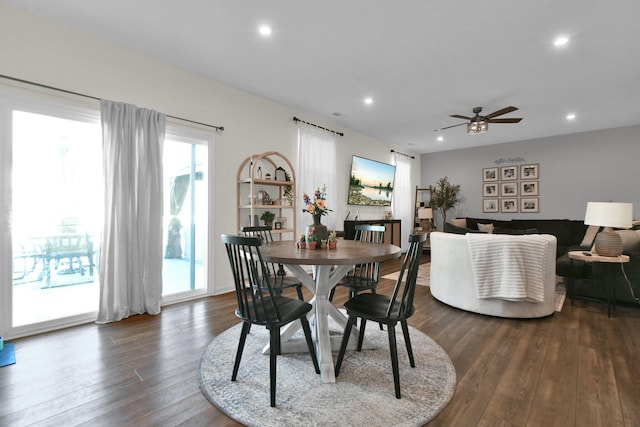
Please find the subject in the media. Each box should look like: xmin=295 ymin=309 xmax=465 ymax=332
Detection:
xmin=262 ymin=264 xmax=374 ymax=383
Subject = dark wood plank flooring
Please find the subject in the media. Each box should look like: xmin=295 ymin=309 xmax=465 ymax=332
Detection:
xmin=2 ymin=256 xmax=639 ymax=426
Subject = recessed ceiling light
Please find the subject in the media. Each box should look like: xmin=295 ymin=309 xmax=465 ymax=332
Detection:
xmin=258 ymin=25 xmax=272 ymax=36
xmin=566 ymin=113 xmax=577 ymax=120
xmin=437 ymin=136 xmax=444 ymax=142
xmin=553 ymin=35 xmax=569 ymax=47
xmin=363 ymin=97 xmax=374 ymax=105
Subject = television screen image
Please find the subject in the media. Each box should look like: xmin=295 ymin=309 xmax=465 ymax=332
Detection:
xmin=347 ymin=155 xmax=396 ymax=206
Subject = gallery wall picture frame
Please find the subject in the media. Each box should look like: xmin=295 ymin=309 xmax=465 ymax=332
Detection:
xmin=483 ymin=198 xmax=499 ymax=213
xmin=483 ymin=183 xmax=498 ymax=197
xmin=501 ymin=198 xmax=518 ymax=213
xmin=520 ymin=163 xmax=539 ymax=180
xmin=521 ymin=197 xmax=539 ymax=213
xmin=500 ymin=165 xmax=518 ymax=181
xmin=501 ymin=182 xmax=518 ymax=197
xmin=521 ymin=180 xmax=539 ymax=196
xmin=483 ymin=167 xmax=499 ymax=182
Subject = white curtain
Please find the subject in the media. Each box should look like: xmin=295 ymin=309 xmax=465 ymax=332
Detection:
xmin=392 ymin=153 xmax=412 ymax=251
xmin=296 ymin=126 xmax=337 ymax=234
xmin=97 ymin=100 xmax=166 ymax=323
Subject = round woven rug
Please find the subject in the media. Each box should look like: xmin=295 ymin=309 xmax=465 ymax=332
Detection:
xmin=198 ymin=316 xmax=456 ymax=427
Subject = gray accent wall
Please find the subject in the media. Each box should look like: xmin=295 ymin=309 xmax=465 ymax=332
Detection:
xmin=421 ymin=125 xmax=639 ymax=229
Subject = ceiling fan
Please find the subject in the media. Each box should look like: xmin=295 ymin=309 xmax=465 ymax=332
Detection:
xmin=435 ymin=106 xmax=522 ymax=134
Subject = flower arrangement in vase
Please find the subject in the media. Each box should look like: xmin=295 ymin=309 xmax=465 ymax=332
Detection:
xmin=302 ymin=185 xmax=332 ymax=243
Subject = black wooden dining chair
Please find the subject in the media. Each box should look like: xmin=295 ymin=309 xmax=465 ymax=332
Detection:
xmin=241 ymin=226 xmax=305 ymax=301
xmin=334 ymin=233 xmax=427 ymax=399
xmin=329 ymin=224 xmax=386 ymax=302
xmin=221 ymin=234 xmax=320 ymax=407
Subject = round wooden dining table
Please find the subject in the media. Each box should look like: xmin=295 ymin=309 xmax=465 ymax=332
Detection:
xmin=260 ymin=239 xmax=401 ymax=383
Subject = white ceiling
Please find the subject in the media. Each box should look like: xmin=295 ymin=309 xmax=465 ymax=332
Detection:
xmin=7 ymin=0 xmax=640 ymax=153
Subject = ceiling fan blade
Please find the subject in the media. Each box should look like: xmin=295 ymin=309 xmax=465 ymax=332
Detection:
xmin=485 ymin=106 xmax=518 ymax=119
xmin=449 ymin=114 xmax=473 ymax=120
xmin=487 ymin=118 xmax=523 ymax=123
xmin=434 ymin=122 xmax=467 ymax=131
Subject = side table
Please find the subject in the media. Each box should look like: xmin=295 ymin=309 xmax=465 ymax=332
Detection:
xmin=567 ymin=250 xmax=629 ymax=317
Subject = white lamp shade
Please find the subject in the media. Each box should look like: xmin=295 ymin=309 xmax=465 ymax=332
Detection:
xmin=584 ymin=202 xmax=633 ymax=229
xmin=418 ymin=207 xmax=433 ymax=219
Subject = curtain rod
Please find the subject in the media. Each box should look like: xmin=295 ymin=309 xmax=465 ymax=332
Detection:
xmin=390 ymin=149 xmax=415 ymax=159
xmin=293 ymin=116 xmax=344 ymax=137
xmin=0 ymin=74 xmax=224 ymax=132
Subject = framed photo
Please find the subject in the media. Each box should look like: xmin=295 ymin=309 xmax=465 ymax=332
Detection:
xmin=276 ymin=217 xmax=287 ymax=228
xmin=520 ymin=180 xmax=539 ymax=196
xmin=483 ymin=167 xmax=498 ymax=182
xmin=501 ymin=182 xmax=518 ymax=197
xmin=483 ymin=183 xmax=498 ymax=197
xmin=501 ymin=198 xmax=518 ymax=213
xmin=520 ymin=163 xmax=539 ymax=180
xmin=500 ymin=166 xmax=518 ymax=181
xmin=521 ymin=197 xmax=539 ymax=213
xmin=483 ymin=198 xmax=499 ymax=213
xmin=274 ymin=221 xmax=282 ymax=230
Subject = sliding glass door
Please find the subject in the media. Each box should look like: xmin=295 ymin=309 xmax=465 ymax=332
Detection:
xmin=8 ymin=102 xmax=103 ymax=334
xmin=162 ymin=131 xmax=209 ymax=300
xmin=1 ymin=89 xmax=214 ymax=339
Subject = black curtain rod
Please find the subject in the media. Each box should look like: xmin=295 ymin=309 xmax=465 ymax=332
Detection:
xmin=390 ymin=149 xmax=415 ymax=159
xmin=293 ymin=116 xmax=344 ymax=137
xmin=0 ymin=74 xmax=224 ymax=131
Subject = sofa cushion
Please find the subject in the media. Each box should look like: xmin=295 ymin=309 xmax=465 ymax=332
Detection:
xmin=494 ymin=227 xmax=538 ymax=235
xmin=444 ymin=222 xmax=482 ymax=234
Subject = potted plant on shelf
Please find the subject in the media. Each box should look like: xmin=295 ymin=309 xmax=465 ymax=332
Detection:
xmin=431 ymin=176 xmax=461 ymax=229
xmin=260 ymin=210 xmax=276 ymax=227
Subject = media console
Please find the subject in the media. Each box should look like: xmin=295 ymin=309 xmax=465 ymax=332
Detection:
xmin=343 ymin=219 xmax=401 ymax=247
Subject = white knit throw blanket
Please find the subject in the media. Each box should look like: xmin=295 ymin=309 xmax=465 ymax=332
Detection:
xmin=466 ymin=233 xmax=548 ymax=302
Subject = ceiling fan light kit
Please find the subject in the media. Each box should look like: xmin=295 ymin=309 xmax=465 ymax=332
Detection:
xmin=467 ymin=120 xmax=488 ymax=134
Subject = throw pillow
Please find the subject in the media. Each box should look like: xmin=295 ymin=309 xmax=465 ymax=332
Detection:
xmin=580 ymin=225 xmax=600 ymax=247
xmin=450 ymin=218 xmax=467 ymax=228
xmin=616 ymin=230 xmax=640 ymax=252
xmin=477 ymin=223 xmax=494 ymax=233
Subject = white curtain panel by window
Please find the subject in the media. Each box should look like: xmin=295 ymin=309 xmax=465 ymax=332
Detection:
xmin=296 ymin=126 xmax=337 ymax=235
xmin=392 ymin=153 xmax=412 ymax=251
xmin=98 ymin=100 xmax=165 ymax=323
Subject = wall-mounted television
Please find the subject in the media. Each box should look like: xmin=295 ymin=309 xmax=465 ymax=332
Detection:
xmin=347 ymin=155 xmax=396 ymax=206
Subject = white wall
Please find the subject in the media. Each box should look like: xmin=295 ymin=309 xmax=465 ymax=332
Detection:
xmin=0 ymin=4 xmax=421 ymax=295
xmin=421 ymin=125 xmax=640 ymax=229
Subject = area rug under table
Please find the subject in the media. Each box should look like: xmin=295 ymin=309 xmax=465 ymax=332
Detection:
xmin=199 ymin=316 xmax=456 ymax=427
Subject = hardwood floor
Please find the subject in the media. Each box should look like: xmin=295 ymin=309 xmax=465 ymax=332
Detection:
xmin=2 ymin=257 xmax=639 ymax=426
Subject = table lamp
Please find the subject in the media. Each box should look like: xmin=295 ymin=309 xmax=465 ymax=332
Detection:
xmin=584 ymin=202 xmax=633 ymax=256
xmin=418 ymin=207 xmax=433 ymax=232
